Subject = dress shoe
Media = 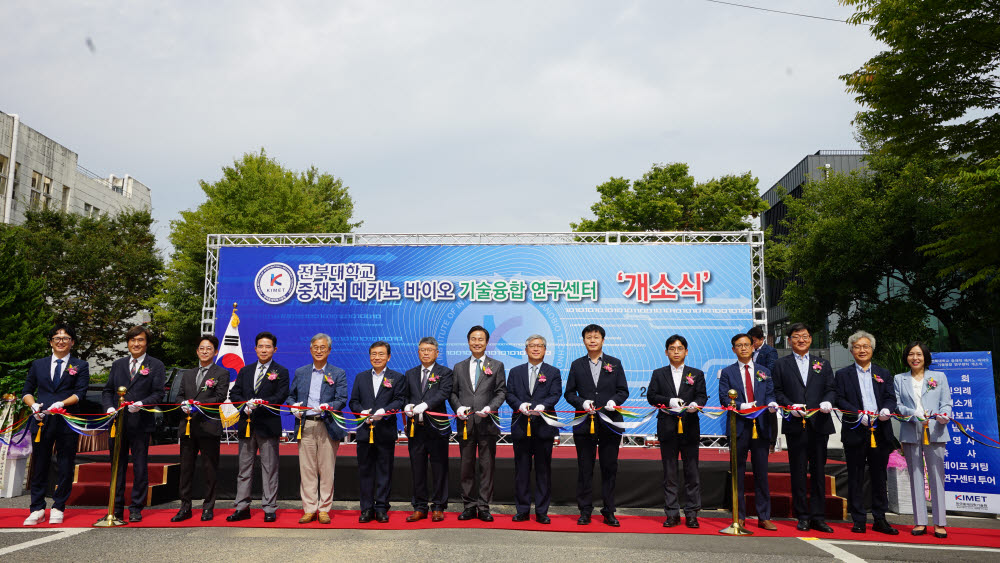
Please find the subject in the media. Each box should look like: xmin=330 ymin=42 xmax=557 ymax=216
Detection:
xmin=851 ymin=522 xmax=866 ymax=533
xmin=406 ymin=511 xmax=427 ymax=522
xmin=171 ymin=509 xmax=193 ymax=523
xmin=478 ymin=508 xmax=494 ymax=522
xmin=685 ymin=516 xmax=699 ymax=529
xmin=263 ymin=512 xmax=277 ymax=523
xmin=810 ymin=520 xmax=834 ymax=533
xmin=129 ymin=511 xmax=143 ymax=523
xmin=873 ymin=519 xmax=899 ymax=535
xmin=663 ymin=515 xmax=680 ymax=528
xmin=299 ymin=513 xmax=316 ymax=524
xmin=577 ymin=513 xmax=591 ymax=525
xmin=602 ymin=513 xmax=621 ymax=527
xmin=536 ymin=514 xmax=551 ymax=525
xmin=201 ymin=510 xmax=214 ymax=521
xmin=49 ymin=508 xmax=64 ymax=525
xmin=738 ymin=518 xmax=745 ymax=528
xmin=23 ymin=509 xmax=45 ymax=526
xmin=512 ymin=512 xmax=530 ymax=522
xmin=431 ymin=510 xmax=445 ymax=522
xmin=317 ymin=512 xmax=331 ymax=524
xmin=227 ymin=508 xmax=251 ymax=522
xmin=933 ymin=526 xmax=947 ymax=539
xmin=375 ymin=511 xmax=389 ymax=523
xmin=796 ymin=520 xmax=810 ymax=531
xmin=358 ymin=509 xmax=374 ymax=523
xmin=911 ymin=525 xmax=927 ymax=536
xmin=758 ymin=519 xmax=777 ymax=531
xmin=457 ymin=507 xmax=477 ymax=521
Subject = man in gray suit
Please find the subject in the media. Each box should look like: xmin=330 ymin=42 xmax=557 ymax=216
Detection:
xmin=288 ymin=333 xmax=348 ymax=524
xmin=449 ymin=325 xmax=507 ymax=522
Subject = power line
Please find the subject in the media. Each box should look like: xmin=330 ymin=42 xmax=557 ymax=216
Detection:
xmin=701 ymin=0 xmax=871 ymax=26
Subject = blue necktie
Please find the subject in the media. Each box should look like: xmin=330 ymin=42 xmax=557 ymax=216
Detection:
xmin=474 ymin=359 xmax=481 ymax=388
xmin=54 ymin=359 xmax=64 ymax=384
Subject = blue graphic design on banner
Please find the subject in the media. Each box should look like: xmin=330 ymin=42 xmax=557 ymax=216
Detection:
xmin=928 ymin=352 xmax=1000 ymax=514
xmin=215 ymin=244 xmax=757 ymax=435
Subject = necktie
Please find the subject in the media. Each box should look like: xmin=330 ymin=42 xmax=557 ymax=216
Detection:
xmin=130 ymin=358 xmax=138 ymax=379
xmin=422 ymin=368 xmax=429 ymax=392
xmin=529 ymin=365 xmax=538 ymax=394
xmin=54 ymin=359 xmax=64 ymax=383
xmin=744 ymin=364 xmax=755 ymax=403
xmin=196 ymin=366 xmax=207 ymax=389
xmin=474 ymin=359 xmax=481 ymax=388
xmin=255 ymin=364 xmax=266 ymax=393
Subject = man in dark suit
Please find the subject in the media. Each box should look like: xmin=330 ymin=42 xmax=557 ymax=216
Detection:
xmin=21 ymin=324 xmax=90 ymax=526
xmin=350 ymin=340 xmax=406 ymax=523
xmin=564 ymin=324 xmax=629 ymax=527
xmin=172 ymin=334 xmax=230 ymax=522
xmin=718 ymin=332 xmax=779 ymax=530
xmin=506 ymin=334 xmax=562 ymax=524
xmin=101 ymin=325 xmax=166 ymax=523
xmin=288 ymin=333 xmax=348 ymax=524
xmin=834 ymin=330 xmax=899 ymax=535
xmin=227 ymin=331 xmax=289 ymax=523
xmin=749 ymin=326 xmax=779 ymax=452
xmin=772 ymin=322 xmax=836 ymax=533
xmin=646 ymin=334 xmax=708 ymax=529
xmin=402 ymin=336 xmax=453 ymax=523
xmin=449 ymin=325 xmax=507 ymax=522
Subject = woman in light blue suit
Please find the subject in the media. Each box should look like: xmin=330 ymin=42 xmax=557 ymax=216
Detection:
xmin=894 ymin=341 xmax=953 ymax=539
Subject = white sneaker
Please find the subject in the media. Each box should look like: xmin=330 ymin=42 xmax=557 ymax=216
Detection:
xmin=23 ymin=509 xmax=45 ymax=526
xmin=49 ymin=508 xmax=64 ymax=524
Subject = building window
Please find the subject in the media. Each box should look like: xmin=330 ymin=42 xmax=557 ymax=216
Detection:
xmin=61 ymin=185 xmax=71 ymax=212
xmin=91 ymin=206 xmax=100 ymax=217
xmin=42 ymin=176 xmax=52 ymax=209
xmin=29 ymin=190 xmax=40 ymax=210
xmin=84 ymin=202 xmax=92 ymax=216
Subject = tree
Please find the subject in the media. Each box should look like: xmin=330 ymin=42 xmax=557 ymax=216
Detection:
xmin=571 ymin=163 xmax=767 ymax=232
xmin=152 ymin=150 xmax=361 ymax=365
xmin=13 ymin=209 xmax=163 ymax=364
xmin=0 ymin=226 xmax=52 ymax=397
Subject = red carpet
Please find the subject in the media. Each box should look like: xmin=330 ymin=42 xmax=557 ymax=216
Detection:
xmin=2 ymin=509 xmax=997 ymax=547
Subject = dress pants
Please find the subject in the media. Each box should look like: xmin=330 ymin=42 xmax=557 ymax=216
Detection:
xmin=512 ymin=435 xmax=554 ymax=515
xmin=458 ymin=422 xmax=497 ymax=510
xmin=660 ymin=438 xmax=701 ymax=517
xmin=298 ymin=419 xmax=340 ymax=513
xmin=357 ymin=438 xmax=395 ymax=512
xmin=735 ymin=430 xmax=771 ymax=520
xmin=110 ymin=427 xmax=150 ymax=515
xmin=844 ymin=438 xmax=892 ymax=523
xmin=903 ymin=442 xmax=947 ymax=526
xmin=785 ymin=425 xmax=829 ymax=521
xmin=235 ymin=433 xmax=279 ymax=513
xmin=408 ymin=425 xmax=449 ymax=512
xmin=178 ymin=431 xmax=221 ymax=511
xmin=28 ymin=418 xmax=78 ymax=511
xmin=574 ymin=422 xmax=621 ymax=515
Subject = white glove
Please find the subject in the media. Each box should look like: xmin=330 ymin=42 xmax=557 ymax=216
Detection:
xmin=669 ymin=398 xmax=684 ymax=409
xmin=860 ymin=414 xmax=871 ymax=426
xmin=476 ymin=405 xmax=491 ymax=418
xmin=292 ymin=402 xmax=303 ymax=418
xmin=519 ymin=402 xmax=531 ymax=415
xmin=361 ymin=409 xmax=371 ymax=416
xmin=819 ymin=401 xmax=832 ymax=414
xmin=106 ymin=407 xmax=117 ymax=415
xmin=582 ymin=400 xmax=596 ymax=413
xmin=740 ymin=402 xmax=756 ymax=411
xmin=319 ymin=403 xmax=329 ymax=411
xmin=878 ymin=408 xmax=891 ymax=421
xmin=532 ymin=404 xmax=545 ymax=414
xmin=404 ymin=404 xmax=415 ymax=416
xmin=372 ymin=408 xmax=386 ymax=421
xmin=767 ymin=401 xmax=779 ymax=413
xmin=31 ymin=403 xmax=43 ymax=413
xmin=604 ymin=400 xmax=616 ymax=412
xmin=243 ymin=402 xmax=256 ymax=413
xmin=181 ymin=400 xmax=192 ymax=414
xmin=791 ymin=404 xmax=805 ymax=418
xmin=49 ymin=401 xmax=64 ymax=411
xmin=413 ymin=403 xmax=428 ymax=415
xmin=456 ymin=406 xmax=470 ymax=420
xmin=935 ymin=414 xmax=949 ymax=425
xmin=127 ymin=401 xmax=143 ymax=413
xmin=686 ymin=402 xmax=699 ymax=413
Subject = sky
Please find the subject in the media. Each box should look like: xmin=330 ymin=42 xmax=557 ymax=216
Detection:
xmin=3 ymin=1 xmax=881 ymax=252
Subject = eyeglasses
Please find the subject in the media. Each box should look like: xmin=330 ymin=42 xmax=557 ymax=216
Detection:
xmin=196 ymin=346 xmax=215 ymax=352
xmin=852 ymin=344 xmax=872 ymax=351
xmin=733 ymin=343 xmax=753 ymax=349
xmin=52 ymin=337 xmax=72 ymax=343
xmin=526 ymin=344 xmax=545 ymax=349
xmin=418 ymin=347 xmax=437 ymax=353
xmin=370 ymin=351 xmax=388 ymax=358
xmin=789 ymin=335 xmax=812 ymax=341
xmin=310 ymin=345 xmax=329 ymax=351
xmin=667 ymin=346 xmax=686 ymax=352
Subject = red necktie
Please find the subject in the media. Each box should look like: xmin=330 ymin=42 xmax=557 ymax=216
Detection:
xmin=744 ymin=364 xmax=754 ymax=403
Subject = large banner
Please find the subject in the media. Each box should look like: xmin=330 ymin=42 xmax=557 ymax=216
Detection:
xmin=214 ymin=243 xmax=758 ymax=436
xmin=931 ymin=351 xmax=1000 ymax=514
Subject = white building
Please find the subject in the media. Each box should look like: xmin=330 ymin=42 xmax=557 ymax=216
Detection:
xmin=0 ymin=111 xmax=152 ymax=224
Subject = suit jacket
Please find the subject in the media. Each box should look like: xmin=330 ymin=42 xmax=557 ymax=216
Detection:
xmin=23 ymin=355 xmax=91 ymax=434
xmin=349 ymin=368 xmax=406 ymax=443
xmin=102 ymin=355 xmax=166 ymax=433
xmin=646 ymin=365 xmax=708 ymax=445
xmin=448 ymin=355 xmax=507 ymax=436
xmin=288 ymin=362 xmax=348 ymax=441
xmin=834 ymin=363 xmax=897 ymax=447
xmin=506 ymin=362 xmax=562 ymax=440
xmin=229 ymin=361 xmax=290 ymax=439
xmin=403 ymin=363 xmax=454 ymax=438
xmin=563 ymin=354 xmax=629 ymax=435
xmin=772 ymin=353 xmax=836 ymax=435
xmin=754 ymin=344 xmax=778 ymax=371
xmin=894 ymin=370 xmax=953 ymax=444
xmin=176 ymin=363 xmax=230 ymax=437
xmin=718 ymin=362 xmax=775 ymax=439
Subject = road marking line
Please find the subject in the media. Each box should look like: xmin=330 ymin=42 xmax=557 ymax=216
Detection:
xmin=826 ymin=539 xmax=1000 ymax=553
xmin=0 ymin=528 xmax=90 ymax=555
xmin=799 ymin=537 xmax=867 ymax=562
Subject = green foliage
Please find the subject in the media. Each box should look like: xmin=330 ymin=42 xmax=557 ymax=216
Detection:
xmin=152 ymin=149 xmax=361 ymax=365
xmin=572 ymin=163 xmax=766 ymax=232
xmin=0 ymin=226 xmax=52 ymax=367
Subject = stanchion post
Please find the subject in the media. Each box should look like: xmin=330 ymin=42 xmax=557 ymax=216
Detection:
xmin=94 ymin=387 xmax=127 ymax=527
xmin=720 ymin=389 xmax=752 ymax=536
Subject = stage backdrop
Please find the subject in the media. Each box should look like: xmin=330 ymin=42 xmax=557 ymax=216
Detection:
xmin=212 ymin=243 xmax=758 ymax=436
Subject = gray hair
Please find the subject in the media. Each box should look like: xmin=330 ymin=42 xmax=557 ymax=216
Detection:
xmin=310 ymin=333 xmax=332 ymax=347
xmin=524 ymin=334 xmax=547 ymax=347
xmin=847 ymin=330 xmax=876 ymax=351
xmin=418 ymin=336 xmax=439 ymax=349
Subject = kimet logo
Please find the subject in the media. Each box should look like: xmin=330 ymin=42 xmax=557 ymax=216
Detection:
xmin=955 ymin=494 xmax=987 ymax=502
xmin=254 ymin=263 xmax=296 ymax=305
